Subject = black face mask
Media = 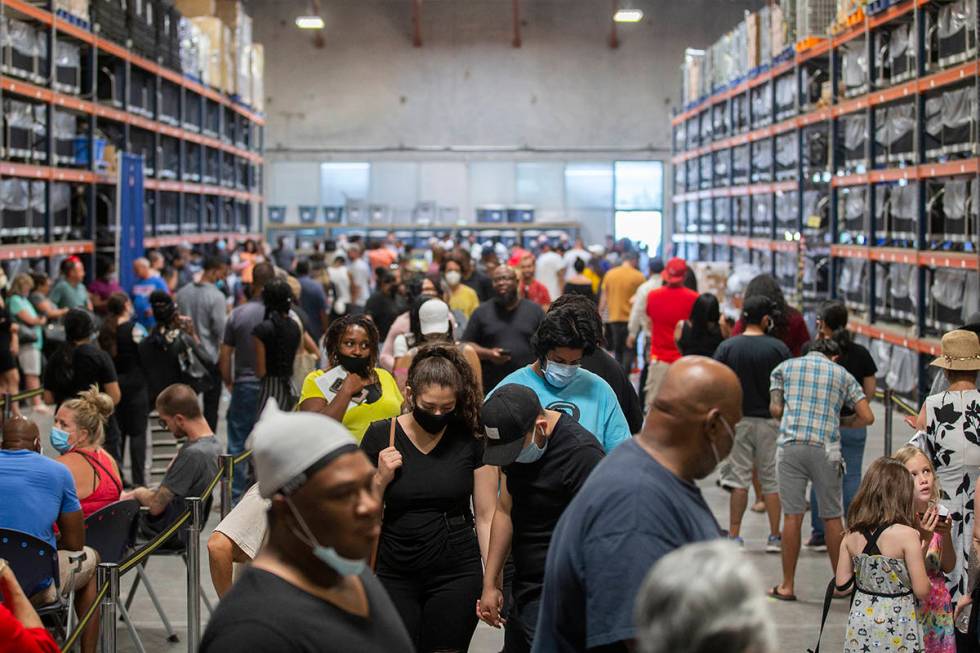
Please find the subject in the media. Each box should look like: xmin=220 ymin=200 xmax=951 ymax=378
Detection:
xmin=412 ymin=406 xmax=455 ymax=434
xmin=338 ymin=353 xmax=371 ymax=376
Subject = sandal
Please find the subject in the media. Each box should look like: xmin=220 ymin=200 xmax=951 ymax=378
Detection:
xmin=767 ymin=585 xmax=797 ymax=602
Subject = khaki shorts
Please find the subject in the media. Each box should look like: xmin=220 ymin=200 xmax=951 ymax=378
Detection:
xmin=30 ymin=546 xmax=99 ymax=606
xmin=643 ymin=359 xmax=672 ymax=413
xmin=720 ymin=417 xmax=780 ymax=494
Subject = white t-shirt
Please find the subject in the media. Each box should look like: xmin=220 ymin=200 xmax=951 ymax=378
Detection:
xmin=349 ymin=258 xmax=372 ymax=305
xmin=327 ymin=265 xmax=352 ymax=306
xmin=563 ymin=248 xmax=590 ymax=280
xmin=535 ymin=251 xmax=564 ymax=301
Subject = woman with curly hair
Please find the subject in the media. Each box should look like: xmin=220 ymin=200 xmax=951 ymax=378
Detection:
xmin=360 ymin=344 xmax=496 ymax=653
xmin=731 ymin=274 xmax=810 ymax=356
xmin=297 ymin=313 xmax=403 ymax=441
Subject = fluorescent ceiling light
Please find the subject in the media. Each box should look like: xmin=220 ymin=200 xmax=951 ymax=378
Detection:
xmin=613 ymin=9 xmax=643 ymax=23
xmin=296 ymin=15 xmax=324 ymax=29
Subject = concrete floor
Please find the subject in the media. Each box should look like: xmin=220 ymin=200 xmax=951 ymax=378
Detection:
xmin=88 ymin=398 xmax=895 ymax=652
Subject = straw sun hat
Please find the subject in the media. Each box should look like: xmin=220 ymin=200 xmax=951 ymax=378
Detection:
xmin=930 ymin=329 xmax=980 ymax=370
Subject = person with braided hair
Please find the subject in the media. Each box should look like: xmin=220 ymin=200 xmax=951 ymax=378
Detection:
xmin=298 ymin=313 xmax=403 ymax=441
xmin=360 ymin=344 xmax=497 ymax=653
xmin=252 ymin=277 xmax=302 ymax=414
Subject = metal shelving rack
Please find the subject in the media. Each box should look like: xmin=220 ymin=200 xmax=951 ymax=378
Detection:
xmin=266 ymin=222 xmax=583 ymax=249
xmin=670 ymin=0 xmax=979 ymax=400
xmin=0 ymin=0 xmax=264 ymax=272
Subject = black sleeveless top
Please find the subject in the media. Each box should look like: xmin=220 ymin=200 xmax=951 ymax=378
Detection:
xmin=677 ymin=322 xmax=724 ymax=358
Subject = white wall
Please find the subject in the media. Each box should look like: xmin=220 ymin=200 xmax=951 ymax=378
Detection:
xmin=255 ymin=0 xmax=763 ymax=242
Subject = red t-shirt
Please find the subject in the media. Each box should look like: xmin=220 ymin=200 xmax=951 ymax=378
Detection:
xmin=646 ymin=285 xmax=699 ymax=363
xmin=520 ymin=279 xmax=551 ymax=308
xmin=0 ymin=603 xmax=59 ymax=653
xmin=731 ymin=307 xmax=810 ymax=357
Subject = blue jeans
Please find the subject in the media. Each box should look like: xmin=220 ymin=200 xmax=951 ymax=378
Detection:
xmin=227 ymin=381 xmax=261 ymax=501
xmin=811 ymin=426 xmax=867 ymax=538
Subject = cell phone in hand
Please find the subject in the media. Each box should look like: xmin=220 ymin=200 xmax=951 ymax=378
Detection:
xmin=498 ymin=349 xmax=512 ymax=357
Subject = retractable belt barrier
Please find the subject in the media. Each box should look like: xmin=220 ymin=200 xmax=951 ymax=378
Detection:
xmin=0 ymin=388 xmax=46 ymax=422
xmin=60 ymin=449 xmax=253 ymax=653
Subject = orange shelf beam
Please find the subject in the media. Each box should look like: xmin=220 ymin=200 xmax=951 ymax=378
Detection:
xmin=0 ymin=240 xmax=93 ymax=261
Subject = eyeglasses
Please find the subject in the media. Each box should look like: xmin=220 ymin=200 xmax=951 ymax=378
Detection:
xmin=157 ymin=417 xmax=168 ymax=430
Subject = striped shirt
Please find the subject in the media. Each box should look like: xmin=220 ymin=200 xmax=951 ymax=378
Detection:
xmin=770 ymin=351 xmax=865 ymax=447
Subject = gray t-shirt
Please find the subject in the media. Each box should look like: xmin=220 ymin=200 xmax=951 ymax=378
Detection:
xmin=176 ymin=282 xmax=227 ymax=364
xmin=148 ymin=435 xmax=221 ymax=532
xmin=223 ymin=300 xmax=265 ymax=384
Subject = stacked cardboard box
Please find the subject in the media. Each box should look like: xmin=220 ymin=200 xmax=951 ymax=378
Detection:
xmin=682 ymin=49 xmax=705 ymax=105
xmin=746 ymin=11 xmax=760 ymax=69
xmin=190 ymin=16 xmax=232 ymax=94
xmin=175 ymin=0 xmax=214 ymax=16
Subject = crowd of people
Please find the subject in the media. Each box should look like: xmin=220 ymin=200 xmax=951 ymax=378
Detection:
xmin=3 ymin=231 xmax=980 ymax=653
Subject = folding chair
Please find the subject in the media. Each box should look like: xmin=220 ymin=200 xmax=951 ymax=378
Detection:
xmin=0 ymin=528 xmax=86 ymax=642
xmin=84 ymin=500 xmax=145 ymax=653
xmin=122 ymin=496 xmax=215 ymax=643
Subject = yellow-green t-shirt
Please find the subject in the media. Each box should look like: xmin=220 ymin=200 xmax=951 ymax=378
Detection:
xmin=298 ymin=367 xmax=404 ymax=442
xmin=449 ymin=284 xmax=480 ymax=318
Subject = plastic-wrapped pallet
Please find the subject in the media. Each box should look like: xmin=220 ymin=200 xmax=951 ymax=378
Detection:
xmin=759 ymin=5 xmax=772 ymax=65
xmin=772 ymin=1 xmax=793 ymax=57
xmin=248 ymin=42 xmax=264 ymax=111
xmin=0 ymin=179 xmax=29 ymax=236
xmin=190 ymin=17 xmax=232 ymax=93
xmin=682 ymin=49 xmax=705 ymax=105
xmin=179 ymin=17 xmax=200 ymax=78
xmin=215 ymin=0 xmax=251 ymax=97
xmin=3 ymin=19 xmax=38 ymax=82
xmin=746 ymin=11 xmax=761 ymax=70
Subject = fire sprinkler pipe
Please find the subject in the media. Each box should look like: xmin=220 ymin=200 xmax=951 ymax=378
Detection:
xmin=609 ymin=0 xmax=619 ymax=49
xmin=413 ymin=0 xmax=422 ymax=47
xmin=512 ymin=0 xmax=521 ymax=48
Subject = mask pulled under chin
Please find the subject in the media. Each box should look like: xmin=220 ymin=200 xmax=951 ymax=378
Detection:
xmin=286 ymin=498 xmax=367 ymax=577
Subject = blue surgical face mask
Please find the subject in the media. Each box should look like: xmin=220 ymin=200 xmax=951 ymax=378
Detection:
xmin=286 ymin=497 xmax=366 ymax=577
xmin=543 ymin=360 xmax=580 ymax=388
xmin=49 ymin=427 xmax=72 ymax=455
xmin=515 ymin=426 xmax=548 ymax=464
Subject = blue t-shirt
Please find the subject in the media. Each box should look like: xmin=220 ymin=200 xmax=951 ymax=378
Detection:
xmin=131 ymin=275 xmax=170 ymax=329
xmin=0 ymin=449 xmax=81 ymax=549
xmin=532 ymin=439 xmax=720 ymax=652
xmin=489 ymin=366 xmax=630 ymax=452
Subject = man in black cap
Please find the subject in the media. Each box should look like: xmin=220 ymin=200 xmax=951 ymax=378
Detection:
xmin=477 ymin=384 xmax=604 ymax=652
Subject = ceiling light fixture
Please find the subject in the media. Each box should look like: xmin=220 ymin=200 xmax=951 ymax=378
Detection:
xmin=613 ymin=8 xmax=643 ymax=23
xmin=295 ymin=15 xmax=325 ymax=29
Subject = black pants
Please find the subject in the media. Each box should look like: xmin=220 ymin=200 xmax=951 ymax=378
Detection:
xmin=377 ymin=527 xmax=482 ymax=652
xmin=504 ymin=596 xmax=540 ymax=653
xmin=607 ymin=321 xmax=633 ymax=374
xmin=116 ymin=386 xmax=149 ymax=486
xmin=202 ymin=362 xmax=222 ymax=433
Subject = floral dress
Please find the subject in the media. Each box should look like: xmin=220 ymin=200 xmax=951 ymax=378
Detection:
xmin=845 ymin=527 xmax=923 ymax=653
xmin=918 ymin=532 xmax=955 ymax=653
xmin=919 ymin=389 xmax=980 ymax=597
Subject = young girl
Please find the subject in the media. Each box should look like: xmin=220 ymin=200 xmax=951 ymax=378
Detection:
xmin=837 ymin=457 xmax=930 ymax=653
xmin=895 ymin=446 xmax=956 ymax=653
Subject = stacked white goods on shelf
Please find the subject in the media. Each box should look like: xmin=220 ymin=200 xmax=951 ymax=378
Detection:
xmin=248 ymin=43 xmax=264 ymax=112
xmin=215 ymin=0 xmax=253 ymax=102
xmin=759 ymin=5 xmax=771 ymax=65
xmin=190 ymin=17 xmax=233 ymax=94
xmin=746 ymin=10 xmax=761 ymax=69
xmin=682 ymin=49 xmax=705 ymax=105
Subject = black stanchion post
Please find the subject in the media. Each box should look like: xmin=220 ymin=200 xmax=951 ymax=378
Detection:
xmin=219 ymin=454 xmax=234 ymax=519
xmin=98 ymin=562 xmax=119 ymax=653
xmin=884 ymin=388 xmax=894 ymax=457
xmin=186 ymin=497 xmax=203 ymax=653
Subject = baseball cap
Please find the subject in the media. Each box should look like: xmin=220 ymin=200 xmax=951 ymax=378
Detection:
xmin=252 ymin=399 xmax=359 ymax=499
xmin=419 ymin=299 xmax=450 ymax=336
xmin=742 ymin=295 xmax=775 ymax=325
xmin=662 ymin=257 xmax=687 ymax=283
xmin=481 ymin=385 xmax=542 ymax=466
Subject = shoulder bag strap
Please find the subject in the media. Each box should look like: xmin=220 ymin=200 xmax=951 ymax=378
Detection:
xmin=808 ymin=575 xmax=855 ymax=653
xmin=369 ymin=417 xmax=398 ymax=571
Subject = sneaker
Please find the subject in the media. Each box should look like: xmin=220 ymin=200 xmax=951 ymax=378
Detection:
xmin=766 ymin=534 xmax=782 ymax=553
xmin=806 ymin=534 xmax=827 ymax=552
xmin=730 ymin=535 xmax=744 ymax=547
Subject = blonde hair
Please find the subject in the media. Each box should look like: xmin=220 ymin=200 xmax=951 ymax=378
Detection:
xmin=847 ymin=457 xmax=916 ymax=533
xmin=893 ymin=445 xmax=942 ymax=504
xmin=62 ymin=385 xmax=114 ymax=446
xmin=10 ymin=273 xmax=34 ymax=296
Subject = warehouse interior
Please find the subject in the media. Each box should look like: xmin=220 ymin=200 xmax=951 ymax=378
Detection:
xmin=1 ymin=0 xmax=979 ymax=651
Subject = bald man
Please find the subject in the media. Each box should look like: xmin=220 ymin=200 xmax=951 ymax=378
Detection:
xmin=532 ymin=357 xmax=741 ymax=653
xmin=0 ymin=417 xmax=101 ymax=653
